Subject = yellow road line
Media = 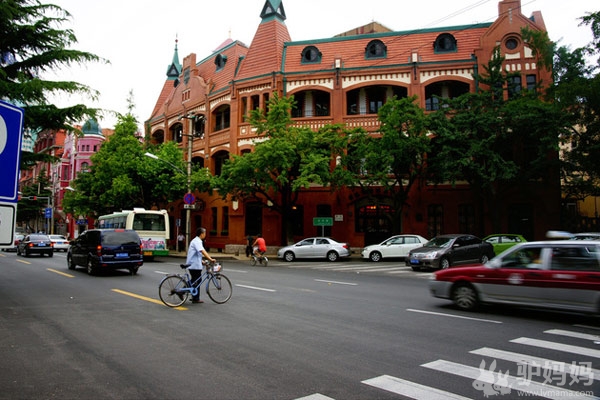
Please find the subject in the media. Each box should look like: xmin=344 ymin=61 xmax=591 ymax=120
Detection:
xmin=111 ymin=289 xmax=188 ymax=310
xmin=47 ymin=268 xmax=74 ymax=278
xmin=16 ymin=259 xmax=30 ymax=264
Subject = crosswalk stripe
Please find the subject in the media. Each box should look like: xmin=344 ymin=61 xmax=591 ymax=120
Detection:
xmin=470 ymin=347 xmax=600 ymax=380
xmin=545 ymin=329 xmax=600 ymax=342
xmin=511 ymin=337 xmax=600 ymax=359
xmin=362 ymin=375 xmax=472 ymax=400
xmin=422 ymin=359 xmax=598 ymax=399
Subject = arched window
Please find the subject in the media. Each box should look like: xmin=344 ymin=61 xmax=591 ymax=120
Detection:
xmin=301 ymin=46 xmax=321 ymax=64
xmin=365 ymin=40 xmax=386 ymax=59
xmin=433 ymin=33 xmax=457 ymax=53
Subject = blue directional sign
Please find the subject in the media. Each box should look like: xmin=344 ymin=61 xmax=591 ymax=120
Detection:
xmin=0 ymin=100 xmax=24 ymax=246
xmin=0 ymin=100 xmax=24 ymax=201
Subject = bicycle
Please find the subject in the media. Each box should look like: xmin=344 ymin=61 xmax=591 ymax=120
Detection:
xmin=158 ymin=260 xmax=232 ymax=307
xmin=251 ymin=251 xmax=268 ymax=267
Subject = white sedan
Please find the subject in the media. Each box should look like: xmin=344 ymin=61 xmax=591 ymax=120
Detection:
xmin=361 ymin=234 xmax=428 ymax=262
xmin=49 ymin=234 xmax=70 ymax=252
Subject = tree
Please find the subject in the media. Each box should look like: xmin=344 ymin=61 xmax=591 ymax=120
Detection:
xmin=427 ymin=48 xmax=567 ymax=235
xmin=0 ymin=0 xmax=106 ymax=167
xmin=551 ymin=12 xmax=600 ymax=203
xmin=338 ymin=96 xmax=430 ymax=233
xmin=214 ymin=95 xmax=348 ymax=245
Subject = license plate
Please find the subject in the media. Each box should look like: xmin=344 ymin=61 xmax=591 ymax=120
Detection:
xmin=410 ymin=259 xmax=420 ymax=264
xmin=143 ymin=251 xmax=152 ymax=256
xmin=38 ymin=243 xmax=46 ymax=246
xmin=116 ymin=252 xmax=128 ymax=258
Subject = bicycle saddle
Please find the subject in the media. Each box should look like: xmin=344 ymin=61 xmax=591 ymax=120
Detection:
xmin=180 ymin=264 xmax=191 ymax=269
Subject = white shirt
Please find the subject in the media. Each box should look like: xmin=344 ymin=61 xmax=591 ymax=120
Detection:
xmin=185 ymin=236 xmax=205 ymax=270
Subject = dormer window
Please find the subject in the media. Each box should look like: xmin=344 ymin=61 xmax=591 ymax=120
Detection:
xmin=434 ymin=33 xmax=457 ymax=53
xmin=215 ymin=54 xmax=227 ymax=71
xmin=301 ymin=46 xmax=321 ymax=64
xmin=365 ymin=40 xmax=386 ymax=59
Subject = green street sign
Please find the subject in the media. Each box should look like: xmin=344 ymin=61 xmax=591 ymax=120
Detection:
xmin=313 ymin=217 xmax=333 ymax=226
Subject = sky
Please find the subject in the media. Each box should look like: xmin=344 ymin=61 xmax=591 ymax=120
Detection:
xmin=46 ymin=0 xmax=597 ymax=130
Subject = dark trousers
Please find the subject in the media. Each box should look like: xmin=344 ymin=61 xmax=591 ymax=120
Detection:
xmin=246 ymin=245 xmax=252 ymax=257
xmin=189 ymin=269 xmax=203 ymax=300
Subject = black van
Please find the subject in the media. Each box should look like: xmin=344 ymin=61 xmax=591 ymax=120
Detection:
xmin=67 ymin=229 xmax=144 ymax=275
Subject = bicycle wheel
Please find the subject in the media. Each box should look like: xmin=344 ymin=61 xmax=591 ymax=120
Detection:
xmin=251 ymin=256 xmax=257 ymax=266
xmin=206 ymin=273 xmax=232 ymax=304
xmin=263 ymin=256 xmax=268 ymax=267
xmin=159 ymin=275 xmax=190 ymax=307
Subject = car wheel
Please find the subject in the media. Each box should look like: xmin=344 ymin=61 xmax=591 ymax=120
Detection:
xmin=451 ymin=283 xmax=479 ymax=311
xmin=283 ymin=251 xmax=295 ymax=262
xmin=67 ymin=255 xmax=76 ymax=270
xmin=439 ymin=257 xmax=450 ymax=269
xmin=48 ymin=251 xmax=53 ymax=258
xmin=86 ymin=259 xmax=96 ymax=276
xmin=326 ymin=251 xmax=339 ymax=262
xmin=369 ymin=251 xmax=382 ymax=262
xmin=411 ymin=266 xmax=421 ymax=271
xmin=24 ymin=249 xmax=29 ymax=257
xmin=130 ymin=267 xmax=139 ymax=275
xmin=480 ymin=254 xmax=489 ymax=264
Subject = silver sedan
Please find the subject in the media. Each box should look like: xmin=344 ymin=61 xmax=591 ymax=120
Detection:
xmin=278 ymin=237 xmax=350 ymax=262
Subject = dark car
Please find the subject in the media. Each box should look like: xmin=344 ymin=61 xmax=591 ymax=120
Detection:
xmin=67 ymin=229 xmax=143 ymax=275
xmin=406 ymin=234 xmax=495 ymax=271
xmin=17 ymin=234 xmax=54 ymax=257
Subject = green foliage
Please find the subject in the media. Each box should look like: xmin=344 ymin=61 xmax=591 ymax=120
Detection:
xmin=214 ymin=94 xmax=353 ymax=244
xmin=63 ymin=112 xmax=195 ymax=217
xmin=554 ymin=11 xmax=600 ymax=200
xmin=0 ymin=0 xmax=106 ymax=172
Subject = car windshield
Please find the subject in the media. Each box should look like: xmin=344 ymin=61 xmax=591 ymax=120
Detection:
xmin=425 ymin=237 xmax=453 ymax=248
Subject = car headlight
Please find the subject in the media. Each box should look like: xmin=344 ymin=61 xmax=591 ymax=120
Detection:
xmin=424 ymin=252 xmax=438 ymax=259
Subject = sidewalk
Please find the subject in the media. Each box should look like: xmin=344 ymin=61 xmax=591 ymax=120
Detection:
xmin=166 ymin=249 xmax=363 ymax=261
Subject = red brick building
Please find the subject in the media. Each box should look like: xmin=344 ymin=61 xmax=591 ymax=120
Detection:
xmin=146 ymin=0 xmax=558 ymax=250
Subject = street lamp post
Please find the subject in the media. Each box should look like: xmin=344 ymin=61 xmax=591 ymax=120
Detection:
xmin=145 ymin=112 xmax=203 ymax=254
xmin=144 ymin=152 xmax=190 ymax=253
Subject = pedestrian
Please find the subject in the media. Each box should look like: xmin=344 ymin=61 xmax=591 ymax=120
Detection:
xmin=177 ymin=232 xmax=185 ymax=251
xmin=185 ymin=227 xmax=215 ymax=304
xmin=245 ymin=234 xmax=253 ymax=257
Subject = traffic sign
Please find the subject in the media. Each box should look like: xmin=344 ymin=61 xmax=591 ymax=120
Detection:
xmin=183 ymin=193 xmax=196 ymax=205
xmin=313 ymin=217 xmax=333 ymax=226
xmin=0 ymin=100 xmax=24 ymax=201
xmin=0 ymin=100 xmax=24 ymax=248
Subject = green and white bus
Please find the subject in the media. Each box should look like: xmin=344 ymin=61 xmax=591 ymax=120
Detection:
xmin=97 ymin=208 xmax=170 ymax=257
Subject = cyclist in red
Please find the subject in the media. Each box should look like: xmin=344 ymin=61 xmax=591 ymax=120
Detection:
xmin=252 ymin=234 xmax=267 ymax=259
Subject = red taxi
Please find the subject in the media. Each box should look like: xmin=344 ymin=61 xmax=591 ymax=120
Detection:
xmin=429 ymin=240 xmax=600 ymax=314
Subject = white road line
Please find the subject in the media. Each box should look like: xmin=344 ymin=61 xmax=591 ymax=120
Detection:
xmin=511 ymin=337 xmax=600 ymax=359
xmin=235 ymin=284 xmax=276 ymax=292
xmin=406 ymin=309 xmax=502 ymax=324
xmin=470 ymin=347 xmax=600 ymax=381
xmin=544 ymin=329 xmax=600 ymax=342
xmin=362 ymin=375 xmax=471 ymax=400
xmin=422 ymin=360 xmax=598 ymax=400
xmin=314 ymin=279 xmax=358 ymax=286
xmin=294 ymin=394 xmax=335 ymax=400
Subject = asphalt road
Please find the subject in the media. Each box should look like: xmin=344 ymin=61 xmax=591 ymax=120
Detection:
xmin=1 ymin=251 xmax=600 ymax=399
